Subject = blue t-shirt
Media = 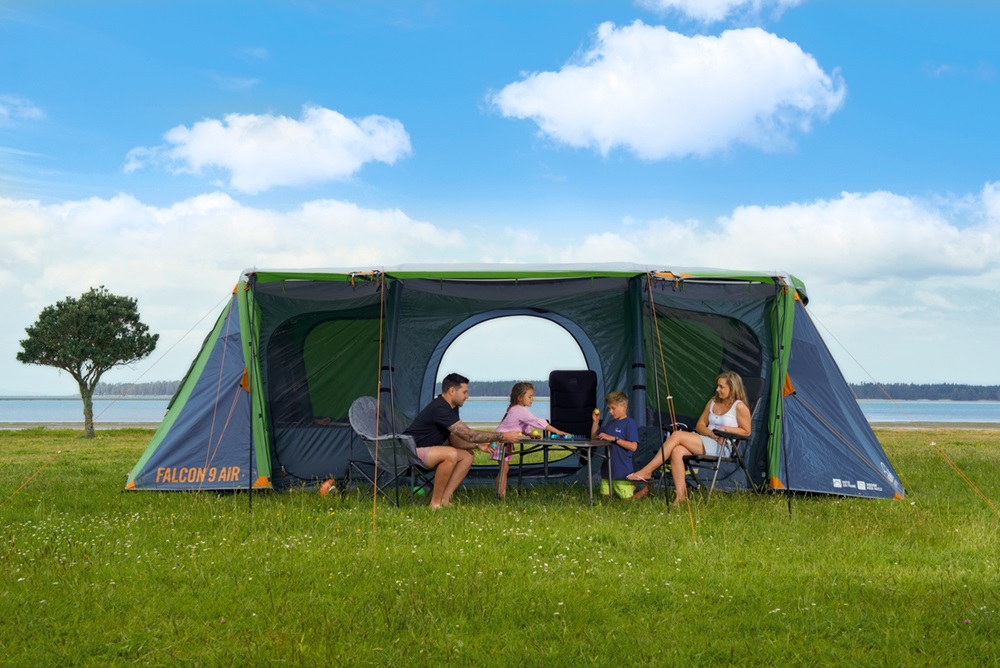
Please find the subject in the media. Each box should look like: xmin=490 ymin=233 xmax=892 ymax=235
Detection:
xmin=598 ymin=416 xmax=638 ymax=480
xmin=404 ymin=396 xmax=460 ymax=448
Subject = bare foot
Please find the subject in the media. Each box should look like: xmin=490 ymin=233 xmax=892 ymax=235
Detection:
xmin=631 ymin=485 xmax=651 ymax=500
xmin=626 ymin=472 xmax=650 ymax=483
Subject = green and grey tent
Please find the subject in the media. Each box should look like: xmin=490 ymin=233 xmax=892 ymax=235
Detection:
xmin=126 ymin=263 xmax=903 ymax=499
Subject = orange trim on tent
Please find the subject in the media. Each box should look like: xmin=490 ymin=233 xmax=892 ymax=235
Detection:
xmin=252 ymin=476 xmax=271 ymax=489
xmin=125 ymin=480 xmax=137 ymax=490
xmin=651 ymin=271 xmax=694 ymax=280
xmin=783 ymin=374 xmax=796 ymax=397
xmin=770 ymin=476 xmax=786 ymax=489
xmin=240 ymin=368 xmax=250 ymax=393
xmin=894 ymin=492 xmax=903 ymax=500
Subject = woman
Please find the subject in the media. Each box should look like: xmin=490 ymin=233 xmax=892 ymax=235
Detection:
xmin=627 ymin=371 xmax=751 ymax=505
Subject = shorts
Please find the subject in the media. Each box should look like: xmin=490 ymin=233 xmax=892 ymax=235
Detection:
xmin=415 ymin=447 xmax=432 ymax=466
xmin=600 ymin=479 xmax=635 ymax=499
xmin=699 ymin=435 xmax=731 ymax=457
xmin=489 ymin=442 xmax=513 ymax=462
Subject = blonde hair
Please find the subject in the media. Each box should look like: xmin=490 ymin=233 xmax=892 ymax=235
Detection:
xmin=509 ymin=381 xmax=534 ymax=408
xmin=605 ymin=390 xmax=628 ymax=407
xmin=718 ymin=371 xmax=747 ymax=404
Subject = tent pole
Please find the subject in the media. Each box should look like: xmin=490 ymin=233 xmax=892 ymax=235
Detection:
xmin=248 ymin=426 xmax=253 ymax=513
xmin=644 ymin=274 xmax=670 ymax=509
xmin=246 ymin=276 xmax=256 ymax=514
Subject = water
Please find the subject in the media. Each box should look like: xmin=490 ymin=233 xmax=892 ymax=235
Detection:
xmin=1 ymin=396 xmax=998 ymax=426
xmin=0 ymin=396 xmax=170 ymax=425
xmin=856 ymin=399 xmax=1000 ymax=424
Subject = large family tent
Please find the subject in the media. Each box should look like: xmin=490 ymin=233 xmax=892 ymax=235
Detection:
xmin=126 ymin=264 xmax=904 ymax=500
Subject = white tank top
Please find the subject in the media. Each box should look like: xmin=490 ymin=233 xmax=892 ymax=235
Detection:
xmin=707 ymin=399 xmax=742 ymax=431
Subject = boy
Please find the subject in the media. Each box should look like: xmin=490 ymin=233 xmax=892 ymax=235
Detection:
xmin=591 ymin=391 xmax=640 ymax=500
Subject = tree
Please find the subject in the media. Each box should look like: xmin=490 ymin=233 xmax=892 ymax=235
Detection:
xmin=17 ymin=286 xmax=159 ymax=438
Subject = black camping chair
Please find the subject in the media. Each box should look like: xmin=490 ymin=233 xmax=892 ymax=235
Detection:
xmin=549 ymin=370 xmax=598 ymax=436
xmin=347 ymin=396 xmax=432 ymax=505
xmin=682 ymin=377 xmax=766 ymax=502
xmin=529 ymin=370 xmax=598 ymax=482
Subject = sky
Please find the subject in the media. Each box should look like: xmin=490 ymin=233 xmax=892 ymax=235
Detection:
xmin=1 ymin=0 xmax=999 ymax=395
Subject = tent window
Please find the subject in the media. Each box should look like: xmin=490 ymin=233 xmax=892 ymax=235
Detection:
xmin=645 ymin=307 xmax=763 ymax=422
xmin=266 ymin=315 xmax=380 ymax=425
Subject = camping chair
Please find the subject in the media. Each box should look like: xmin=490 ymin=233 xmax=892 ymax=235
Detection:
xmin=539 ymin=370 xmax=599 ymax=482
xmin=549 ymin=370 xmax=598 ymax=436
xmin=682 ymin=377 xmax=766 ymax=502
xmin=347 ymin=396 xmax=432 ymax=506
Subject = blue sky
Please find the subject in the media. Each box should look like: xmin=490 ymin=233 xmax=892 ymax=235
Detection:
xmin=2 ymin=0 xmax=998 ymax=395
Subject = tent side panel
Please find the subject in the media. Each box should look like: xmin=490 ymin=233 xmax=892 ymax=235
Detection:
xmin=126 ymin=296 xmax=255 ymax=490
xmin=778 ymin=302 xmax=904 ymax=499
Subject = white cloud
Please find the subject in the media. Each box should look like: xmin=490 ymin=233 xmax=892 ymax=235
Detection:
xmin=124 ymin=105 xmax=412 ymax=193
xmin=554 ymin=185 xmax=1000 ymax=284
xmin=236 ymin=47 xmax=269 ymax=62
xmin=491 ymin=22 xmax=845 ymax=160
xmin=0 ymin=192 xmax=460 ymax=392
xmin=637 ymin=0 xmax=804 ymax=23
xmin=3 ymin=183 xmax=998 ymax=392
xmin=211 ymin=74 xmax=261 ymax=92
xmin=548 ymin=184 xmax=1000 ymax=383
xmin=923 ymin=60 xmax=997 ymax=82
xmin=0 ymin=94 xmax=46 ymax=126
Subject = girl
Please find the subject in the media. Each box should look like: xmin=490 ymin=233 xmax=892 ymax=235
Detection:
xmin=496 ymin=381 xmax=569 ymax=437
xmin=493 ymin=382 xmax=569 ymax=498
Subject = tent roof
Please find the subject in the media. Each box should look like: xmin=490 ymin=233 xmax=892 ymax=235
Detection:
xmin=241 ymin=263 xmax=809 ymax=302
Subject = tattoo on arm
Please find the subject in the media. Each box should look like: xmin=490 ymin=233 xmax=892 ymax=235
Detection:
xmin=449 ymin=421 xmax=497 ymax=443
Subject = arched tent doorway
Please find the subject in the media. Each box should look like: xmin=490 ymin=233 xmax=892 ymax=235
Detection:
xmin=421 ymin=310 xmax=600 ymax=481
xmin=420 ymin=309 xmax=600 ymax=407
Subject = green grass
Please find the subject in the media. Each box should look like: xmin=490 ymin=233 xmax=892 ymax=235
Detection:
xmin=1 ymin=427 xmax=998 ymax=666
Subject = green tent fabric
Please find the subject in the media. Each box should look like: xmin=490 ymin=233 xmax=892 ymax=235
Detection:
xmin=126 ymin=263 xmax=904 ymax=499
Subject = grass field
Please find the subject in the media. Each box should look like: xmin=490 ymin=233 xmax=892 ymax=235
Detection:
xmin=2 ymin=427 xmax=998 ymax=666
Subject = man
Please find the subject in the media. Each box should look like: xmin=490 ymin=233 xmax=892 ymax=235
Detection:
xmin=405 ymin=373 xmax=523 ymax=509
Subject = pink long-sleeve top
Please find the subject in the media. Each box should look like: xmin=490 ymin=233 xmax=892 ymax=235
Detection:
xmin=496 ymin=404 xmax=549 ymax=435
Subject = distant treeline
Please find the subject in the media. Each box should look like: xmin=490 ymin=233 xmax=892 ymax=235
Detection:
xmin=849 ymin=383 xmax=1000 ymax=401
xmin=471 ymin=380 xmax=550 ymax=397
xmin=95 ymin=379 xmax=1000 ymax=401
xmin=95 ymin=381 xmax=180 ymax=397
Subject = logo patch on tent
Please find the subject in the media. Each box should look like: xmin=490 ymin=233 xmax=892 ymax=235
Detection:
xmin=155 ymin=466 xmax=243 ymax=484
xmin=832 ymin=477 xmax=883 ymax=493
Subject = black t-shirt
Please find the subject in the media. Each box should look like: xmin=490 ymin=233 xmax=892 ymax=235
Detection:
xmin=404 ymin=396 xmax=460 ymax=448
